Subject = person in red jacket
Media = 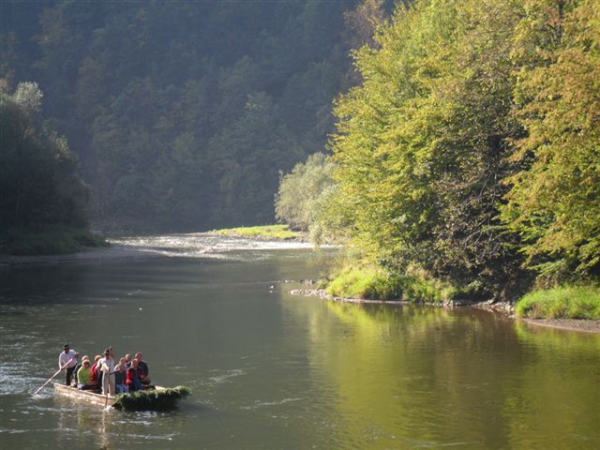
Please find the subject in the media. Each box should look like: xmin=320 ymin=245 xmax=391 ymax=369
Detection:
xmin=88 ymin=355 xmax=102 ymax=391
xmin=135 ymin=352 xmax=151 ymax=386
xmin=126 ymin=359 xmax=142 ymax=392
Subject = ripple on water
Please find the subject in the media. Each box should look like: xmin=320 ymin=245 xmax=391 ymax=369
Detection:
xmin=240 ymin=397 xmax=302 ymax=411
xmin=207 ymin=368 xmax=245 ymax=384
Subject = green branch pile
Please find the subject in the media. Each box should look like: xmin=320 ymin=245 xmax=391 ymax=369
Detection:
xmin=113 ymin=386 xmax=191 ymax=411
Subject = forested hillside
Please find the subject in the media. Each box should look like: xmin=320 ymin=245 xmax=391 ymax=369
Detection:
xmin=1 ymin=0 xmax=391 ymax=232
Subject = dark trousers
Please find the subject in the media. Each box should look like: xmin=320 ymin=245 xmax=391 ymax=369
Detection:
xmin=65 ymin=367 xmax=75 ymax=386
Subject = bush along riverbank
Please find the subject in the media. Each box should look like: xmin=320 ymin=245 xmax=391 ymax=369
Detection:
xmin=0 ymin=226 xmax=108 ymax=256
xmin=515 ymin=285 xmax=600 ymax=320
xmin=323 ymin=264 xmax=488 ymax=306
xmin=317 ymin=264 xmax=600 ymax=323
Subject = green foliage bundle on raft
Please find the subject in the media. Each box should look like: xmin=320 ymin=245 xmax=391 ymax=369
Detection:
xmin=112 ymin=386 xmax=191 ymax=411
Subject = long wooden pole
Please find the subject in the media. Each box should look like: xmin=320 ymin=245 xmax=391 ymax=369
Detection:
xmin=33 ymin=357 xmax=75 ymax=396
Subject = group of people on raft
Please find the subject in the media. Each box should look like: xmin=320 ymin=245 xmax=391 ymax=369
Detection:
xmin=59 ymin=344 xmax=151 ymax=396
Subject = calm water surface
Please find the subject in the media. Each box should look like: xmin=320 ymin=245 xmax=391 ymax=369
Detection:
xmin=0 ymin=235 xmax=599 ymax=449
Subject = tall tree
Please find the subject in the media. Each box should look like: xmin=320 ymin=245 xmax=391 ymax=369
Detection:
xmin=0 ymin=82 xmax=89 ymax=234
xmin=329 ymin=0 xmax=532 ymax=299
xmin=502 ymin=0 xmax=600 ymax=283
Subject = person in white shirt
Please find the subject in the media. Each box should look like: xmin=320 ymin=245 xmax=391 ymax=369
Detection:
xmin=98 ymin=347 xmax=116 ymax=395
xmin=58 ymin=344 xmax=78 ymax=386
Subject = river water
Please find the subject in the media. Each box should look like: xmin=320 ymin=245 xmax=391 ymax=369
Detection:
xmin=0 ymin=235 xmax=599 ymax=449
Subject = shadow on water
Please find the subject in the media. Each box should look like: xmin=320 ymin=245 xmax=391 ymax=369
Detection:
xmin=0 ymin=264 xmax=98 ymax=307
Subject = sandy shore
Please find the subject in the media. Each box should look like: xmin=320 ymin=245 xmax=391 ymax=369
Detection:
xmin=520 ymin=318 xmax=600 ymax=334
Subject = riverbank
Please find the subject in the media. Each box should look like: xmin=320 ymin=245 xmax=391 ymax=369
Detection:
xmin=209 ymin=224 xmax=307 ymax=241
xmin=521 ymin=318 xmax=600 ymax=334
xmin=290 ymin=288 xmax=600 ymax=334
xmin=0 ymin=227 xmax=107 ymax=257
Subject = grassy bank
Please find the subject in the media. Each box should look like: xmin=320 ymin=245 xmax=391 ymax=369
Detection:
xmin=326 ymin=267 xmax=404 ymax=300
xmin=324 ymin=265 xmax=484 ymax=304
xmin=0 ymin=226 xmax=108 ymax=256
xmin=211 ymin=224 xmax=303 ymax=240
xmin=515 ymin=286 xmax=600 ymax=320
xmin=323 ymin=259 xmax=600 ymax=321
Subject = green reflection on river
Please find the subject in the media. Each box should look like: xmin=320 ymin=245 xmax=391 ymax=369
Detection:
xmin=286 ymin=299 xmax=600 ymax=449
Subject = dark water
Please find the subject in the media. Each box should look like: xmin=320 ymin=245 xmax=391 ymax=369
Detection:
xmin=0 ymin=236 xmax=599 ymax=449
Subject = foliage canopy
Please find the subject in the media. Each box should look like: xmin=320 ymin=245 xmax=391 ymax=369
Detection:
xmin=277 ymin=0 xmax=600 ymax=299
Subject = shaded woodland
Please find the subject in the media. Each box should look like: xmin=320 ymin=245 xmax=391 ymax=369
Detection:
xmin=1 ymin=0 xmax=391 ymax=234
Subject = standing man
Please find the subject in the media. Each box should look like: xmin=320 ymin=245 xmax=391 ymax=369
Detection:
xmin=59 ymin=344 xmax=79 ymax=386
xmin=99 ymin=347 xmax=116 ymax=395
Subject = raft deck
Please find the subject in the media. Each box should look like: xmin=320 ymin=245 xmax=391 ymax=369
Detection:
xmin=54 ymin=383 xmax=116 ymax=407
xmin=53 ymin=383 xmax=190 ymax=410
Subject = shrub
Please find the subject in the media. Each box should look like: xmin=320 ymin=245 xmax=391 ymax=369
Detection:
xmin=516 ymin=286 xmax=600 ymax=319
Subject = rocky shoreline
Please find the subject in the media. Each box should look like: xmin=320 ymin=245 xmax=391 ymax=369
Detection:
xmin=290 ymin=288 xmax=600 ymax=334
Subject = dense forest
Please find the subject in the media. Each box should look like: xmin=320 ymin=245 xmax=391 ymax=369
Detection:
xmin=277 ymin=0 xmax=600 ymax=307
xmin=0 ymin=81 xmax=100 ymax=253
xmin=1 ymin=0 xmax=395 ymax=234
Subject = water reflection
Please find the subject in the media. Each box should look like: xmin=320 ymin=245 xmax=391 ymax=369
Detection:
xmin=508 ymin=322 xmax=600 ymax=449
xmin=53 ymin=396 xmax=190 ymax=449
xmin=281 ymin=297 xmax=600 ymax=449
xmin=55 ymin=399 xmax=114 ymax=449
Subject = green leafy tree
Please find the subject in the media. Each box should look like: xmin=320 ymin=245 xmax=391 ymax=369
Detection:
xmin=329 ymin=0 xmax=534 ymax=299
xmin=209 ymin=92 xmax=302 ymax=227
xmin=275 ymin=152 xmax=336 ymax=232
xmin=0 ymin=82 xmax=90 ymax=249
xmin=502 ymin=0 xmax=600 ymax=283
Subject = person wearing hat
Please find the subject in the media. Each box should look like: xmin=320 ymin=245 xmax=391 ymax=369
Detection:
xmin=58 ymin=344 xmax=79 ymax=386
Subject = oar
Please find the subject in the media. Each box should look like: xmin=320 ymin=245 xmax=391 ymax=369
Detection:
xmin=33 ymin=357 xmax=75 ymax=396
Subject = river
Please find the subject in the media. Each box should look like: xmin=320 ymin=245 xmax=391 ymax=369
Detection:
xmin=0 ymin=234 xmax=599 ymax=449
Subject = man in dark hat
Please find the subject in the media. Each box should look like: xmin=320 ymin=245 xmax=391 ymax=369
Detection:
xmin=58 ymin=344 xmax=79 ymax=386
